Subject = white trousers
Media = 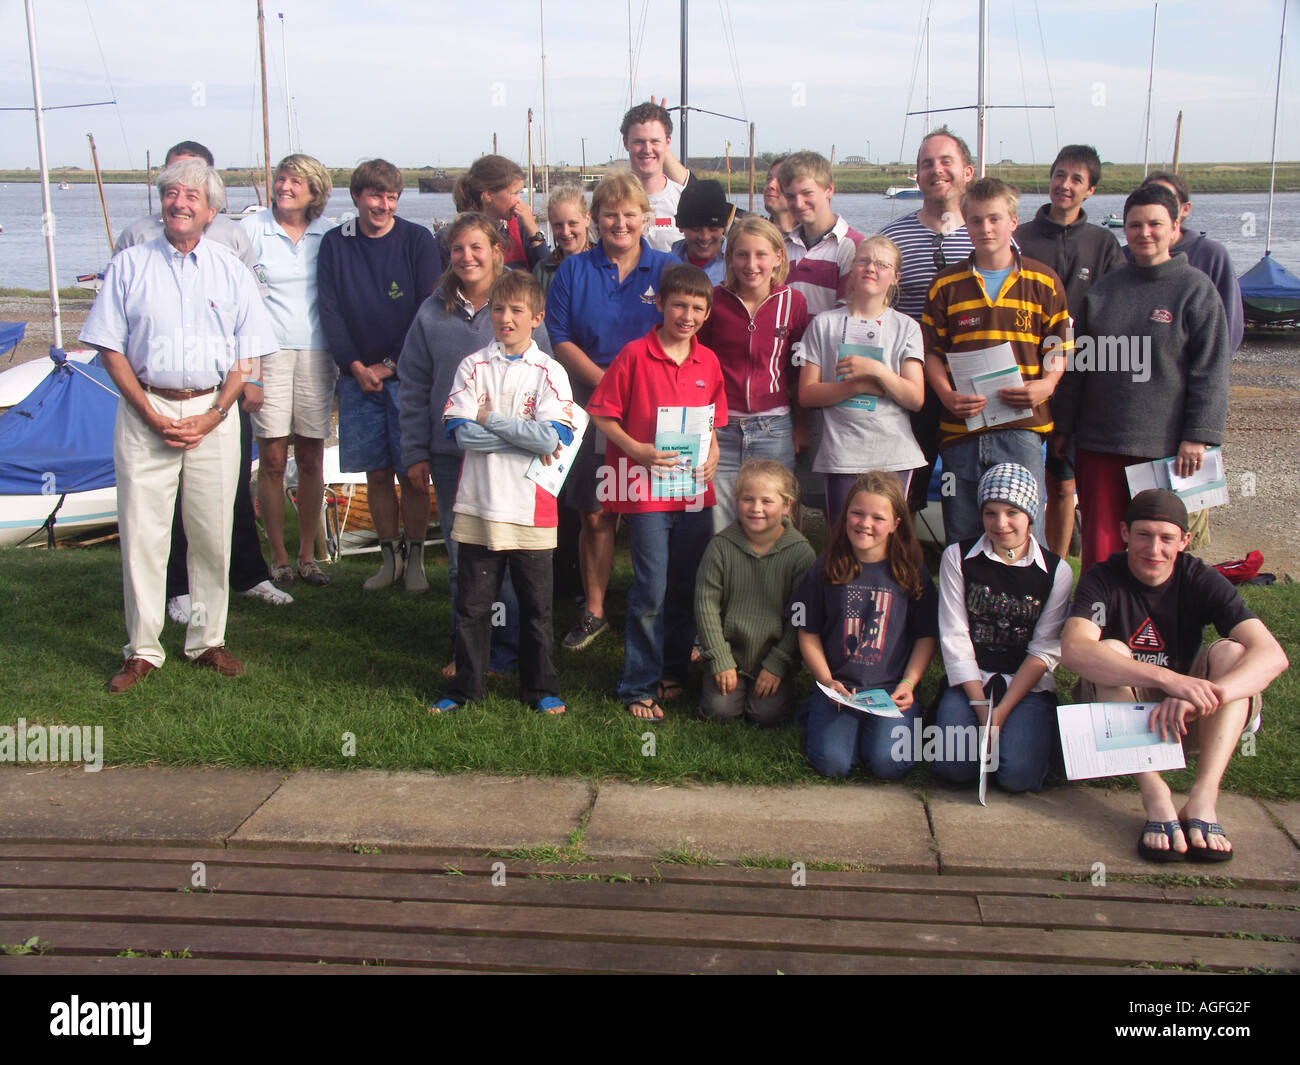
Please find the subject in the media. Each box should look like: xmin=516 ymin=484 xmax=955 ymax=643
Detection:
xmin=114 ymin=394 xmax=240 ymax=665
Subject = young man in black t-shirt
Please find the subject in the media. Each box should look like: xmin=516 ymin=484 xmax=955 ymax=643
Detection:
xmin=1061 ymin=491 xmax=1288 ymax=863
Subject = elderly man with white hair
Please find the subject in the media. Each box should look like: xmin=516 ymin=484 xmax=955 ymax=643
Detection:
xmin=81 ymin=158 xmax=279 ymax=692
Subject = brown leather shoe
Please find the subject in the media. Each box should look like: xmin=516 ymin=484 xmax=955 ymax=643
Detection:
xmin=191 ymin=646 xmax=244 ymax=677
xmin=109 ymin=657 xmax=157 ymax=693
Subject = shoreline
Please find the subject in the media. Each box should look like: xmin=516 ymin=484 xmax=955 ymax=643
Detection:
xmin=5 ymin=162 xmax=1300 ymax=197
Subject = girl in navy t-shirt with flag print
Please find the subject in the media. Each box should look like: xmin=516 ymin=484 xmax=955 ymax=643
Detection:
xmin=793 ymin=471 xmax=938 ymax=778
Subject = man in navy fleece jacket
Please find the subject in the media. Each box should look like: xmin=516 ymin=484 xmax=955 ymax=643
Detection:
xmin=318 ymin=159 xmax=442 ymax=591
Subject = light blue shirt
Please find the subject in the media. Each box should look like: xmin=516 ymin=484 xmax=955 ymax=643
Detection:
xmin=240 ymin=208 xmax=336 ymax=350
xmin=80 ymin=234 xmax=279 ymax=390
xmin=670 ymin=237 xmax=726 ymax=286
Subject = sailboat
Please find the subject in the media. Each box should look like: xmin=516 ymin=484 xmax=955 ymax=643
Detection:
xmin=1239 ymin=1 xmax=1300 ymax=333
xmin=0 ymin=0 xmax=121 ymax=547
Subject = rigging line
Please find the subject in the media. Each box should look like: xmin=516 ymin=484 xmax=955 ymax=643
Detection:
xmin=1011 ymin=1 xmax=1036 ymax=165
xmin=718 ymin=0 xmax=748 ymax=121
xmin=63 ymin=361 xmax=121 ymax=401
xmin=1032 ymin=0 xmax=1059 ymax=151
xmin=83 ymin=0 xmax=134 ymax=168
xmin=897 ymin=0 xmax=931 ymax=166
xmin=0 ymin=101 xmax=114 ymax=112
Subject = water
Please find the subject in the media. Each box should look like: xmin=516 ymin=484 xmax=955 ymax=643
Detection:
xmin=1 ymin=183 xmax=1298 ymax=291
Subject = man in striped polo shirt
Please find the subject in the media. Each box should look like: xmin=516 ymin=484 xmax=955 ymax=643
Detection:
xmin=922 ymin=177 xmax=1071 ymax=545
xmin=881 ymin=127 xmax=976 ymax=515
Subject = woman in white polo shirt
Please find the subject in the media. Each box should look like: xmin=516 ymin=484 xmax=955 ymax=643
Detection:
xmin=241 ymin=154 xmax=338 ymax=587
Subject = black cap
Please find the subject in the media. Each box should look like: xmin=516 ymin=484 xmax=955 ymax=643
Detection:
xmin=675 ymin=179 xmax=734 ymax=229
xmin=1125 ymin=489 xmax=1189 ymax=532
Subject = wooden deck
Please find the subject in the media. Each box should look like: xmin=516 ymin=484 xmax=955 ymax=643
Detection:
xmin=0 ymin=843 xmax=1296 ymax=974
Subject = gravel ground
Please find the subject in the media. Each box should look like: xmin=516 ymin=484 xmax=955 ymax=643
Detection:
xmin=4 ymin=294 xmax=1298 ymax=577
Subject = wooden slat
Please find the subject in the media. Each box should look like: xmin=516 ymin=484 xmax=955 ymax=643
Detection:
xmin=3 ymin=888 xmax=1295 ymax=970
xmin=978 ymin=895 xmax=1300 ymax=939
xmin=0 ymin=861 xmax=980 ymax=924
xmin=2 ymin=845 xmax=1289 ymax=906
xmin=0 ymin=956 xmax=457 ymax=974
xmin=0 ymin=920 xmax=1173 ymax=975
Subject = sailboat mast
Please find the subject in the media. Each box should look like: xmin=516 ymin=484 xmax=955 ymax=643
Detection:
xmin=540 ymin=0 xmax=549 ymax=198
xmin=279 ymin=12 xmax=294 ymax=154
xmin=258 ymin=0 xmax=272 ymax=204
xmin=1142 ymin=3 xmax=1158 ymax=178
xmin=679 ymin=0 xmax=689 ymax=163
xmin=23 ymin=0 xmax=62 ymax=352
xmin=1265 ymin=0 xmax=1288 ymax=254
xmin=88 ymin=133 xmax=114 ymax=255
xmin=976 ymin=0 xmax=988 ymax=177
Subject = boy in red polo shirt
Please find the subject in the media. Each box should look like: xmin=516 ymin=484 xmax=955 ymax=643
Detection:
xmin=588 ymin=265 xmax=728 ymax=720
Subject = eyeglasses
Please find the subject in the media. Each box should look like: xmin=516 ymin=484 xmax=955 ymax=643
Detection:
xmin=932 ymin=233 xmax=947 ymax=271
xmin=854 ymin=258 xmax=896 ymax=272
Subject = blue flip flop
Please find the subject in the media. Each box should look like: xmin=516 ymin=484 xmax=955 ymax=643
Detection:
xmin=427 ymin=697 xmax=465 ymax=716
xmin=1137 ymin=820 xmax=1188 ymax=862
xmin=1182 ymin=818 xmax=1234 ymax=863
xmin=532 ymin=696 xmax=567 ymax=715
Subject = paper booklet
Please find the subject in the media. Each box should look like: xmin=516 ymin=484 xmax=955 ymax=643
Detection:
xmin=524 ymin=405 xmax=589 ymax=498
xmin=836 ymin=317 xmax=886 ymax=411
xmin=946 ymin=342 xmax=1031 ymax=429
xmin=1055 ymin=702 xmax=1187 ymax=781
xmin=653 ymin=404 xmax=714 ymax=498
xmin=816 ymin=682 xmax=903 ymax=718
xmin=1124 ymin=447 xmax=1228 ymax=513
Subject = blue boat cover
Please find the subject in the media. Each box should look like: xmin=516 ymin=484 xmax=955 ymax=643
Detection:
xmin=1239 ymin=254 xmax=1300 ymax=301
xmin=0 ymin=351 xmax=119 ymax=495
xmin=0 ymin=322 xmax=25 ymax=358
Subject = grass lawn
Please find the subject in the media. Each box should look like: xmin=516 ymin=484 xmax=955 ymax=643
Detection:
xmin=1 ymin=525 xmax=1295 ymax=799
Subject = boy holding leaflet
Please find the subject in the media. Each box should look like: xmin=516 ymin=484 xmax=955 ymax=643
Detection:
xmin=431 ymin=272 xmax=576 ymax=715
xmin=588 ymin=265 xmax=728 ymax=721
xmin=922 ymin=177 xmax=1071 ymax=544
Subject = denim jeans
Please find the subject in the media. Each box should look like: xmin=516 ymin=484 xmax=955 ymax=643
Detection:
xmin=617 ymin=508 xmax=714 ymax=704
xmin=430 ymin=452 xmax=519 ymax=673
xmin=712 ymin=413 xmax=795 ymax=533
xmin=930 ymin=684 xmax=1056 ymax=793
xmin=804 ymin=686 xmax=919 ymax=780
xmin=938 ymin=429 xmax=1047 ymax=545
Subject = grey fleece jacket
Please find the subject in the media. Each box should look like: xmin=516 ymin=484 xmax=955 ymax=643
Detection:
xmin=1054 ymin=254 xmax=1229 ymax=458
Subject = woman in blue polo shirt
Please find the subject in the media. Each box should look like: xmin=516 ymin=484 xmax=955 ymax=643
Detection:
xmin=544 ymin=172 xmax=676 ymax=651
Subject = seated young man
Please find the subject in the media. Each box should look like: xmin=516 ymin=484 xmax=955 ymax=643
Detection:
xmin=1060 ymin=490 xmax=1288 ymax=863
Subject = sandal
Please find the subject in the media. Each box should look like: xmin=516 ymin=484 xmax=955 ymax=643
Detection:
xmin=270 ymin=563 xmax=294 ymax=589
xmin=296 ymin=560 xmax=330 ymax=587
xmin=427 ymin=697 xmax=465 ymax=716
xmin=656 ymin=679 xmax=685 ymax=703
xmin=626 ymin=698 xmax=664 ymax=722
xmin=533 ymin=696 xmax=567 ymax=715
xmin=1182 ymin=818 xmax=1234 ymax=863
xmin=1137 ymin=819 xmax=1188 ymax=863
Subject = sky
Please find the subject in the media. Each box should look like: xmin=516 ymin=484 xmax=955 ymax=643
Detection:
xmin=1 ymin=0 xmax=1296 ymax=175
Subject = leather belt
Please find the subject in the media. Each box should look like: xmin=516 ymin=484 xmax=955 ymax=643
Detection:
xmin=143 ymin=384 xmax=216 ymax=400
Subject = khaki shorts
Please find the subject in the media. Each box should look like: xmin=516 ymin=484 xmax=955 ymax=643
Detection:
xmin=251 ymin=348 xmax=337 ymax=440
xmin=1078 ymin=638 xmax=1263 ymax=745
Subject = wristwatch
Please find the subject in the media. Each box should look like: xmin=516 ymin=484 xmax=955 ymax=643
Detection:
xmin=381 ymin=357 xmax=398 ymax=377
xmin=209 ymin=400 xmax=229 ymax=421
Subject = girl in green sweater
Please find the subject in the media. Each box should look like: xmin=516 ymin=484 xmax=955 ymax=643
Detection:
xmin=694 ymin=460 xmax=817 ymax=725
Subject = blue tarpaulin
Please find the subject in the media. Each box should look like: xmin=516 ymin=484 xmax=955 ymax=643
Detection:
xmin=0 ymin=353 xmax=119 ymax=495
xmin=1239 ymin=253 xmax=1300 ymax=302
xmin=0 ymin=322 xmax=25 ymax=358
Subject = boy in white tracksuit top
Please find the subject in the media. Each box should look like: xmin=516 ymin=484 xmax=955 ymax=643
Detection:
xmin=435 ymin=272 xmax=576 ymax=713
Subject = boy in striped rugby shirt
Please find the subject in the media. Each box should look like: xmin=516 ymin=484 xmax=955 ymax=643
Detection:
xmin=921 ymin=177 xmax=1071 ymax=545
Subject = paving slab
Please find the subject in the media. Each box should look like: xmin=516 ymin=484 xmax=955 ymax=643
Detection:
xmin=931 ymin=786 xmax=1300 ymax=885
xmin=583 ymin=781 xmax=936 ymax=870
xmin=229 ymin=770 xmax=591 ymax=852
xmin=1259 ymin=799 xmax=1300 ymax=850
xmin=0 ymin=766 xmax=284 ymax=846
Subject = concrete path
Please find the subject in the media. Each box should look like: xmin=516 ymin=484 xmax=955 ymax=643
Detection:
xmin=2 ymin=766 xmax=1296 ymax=885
